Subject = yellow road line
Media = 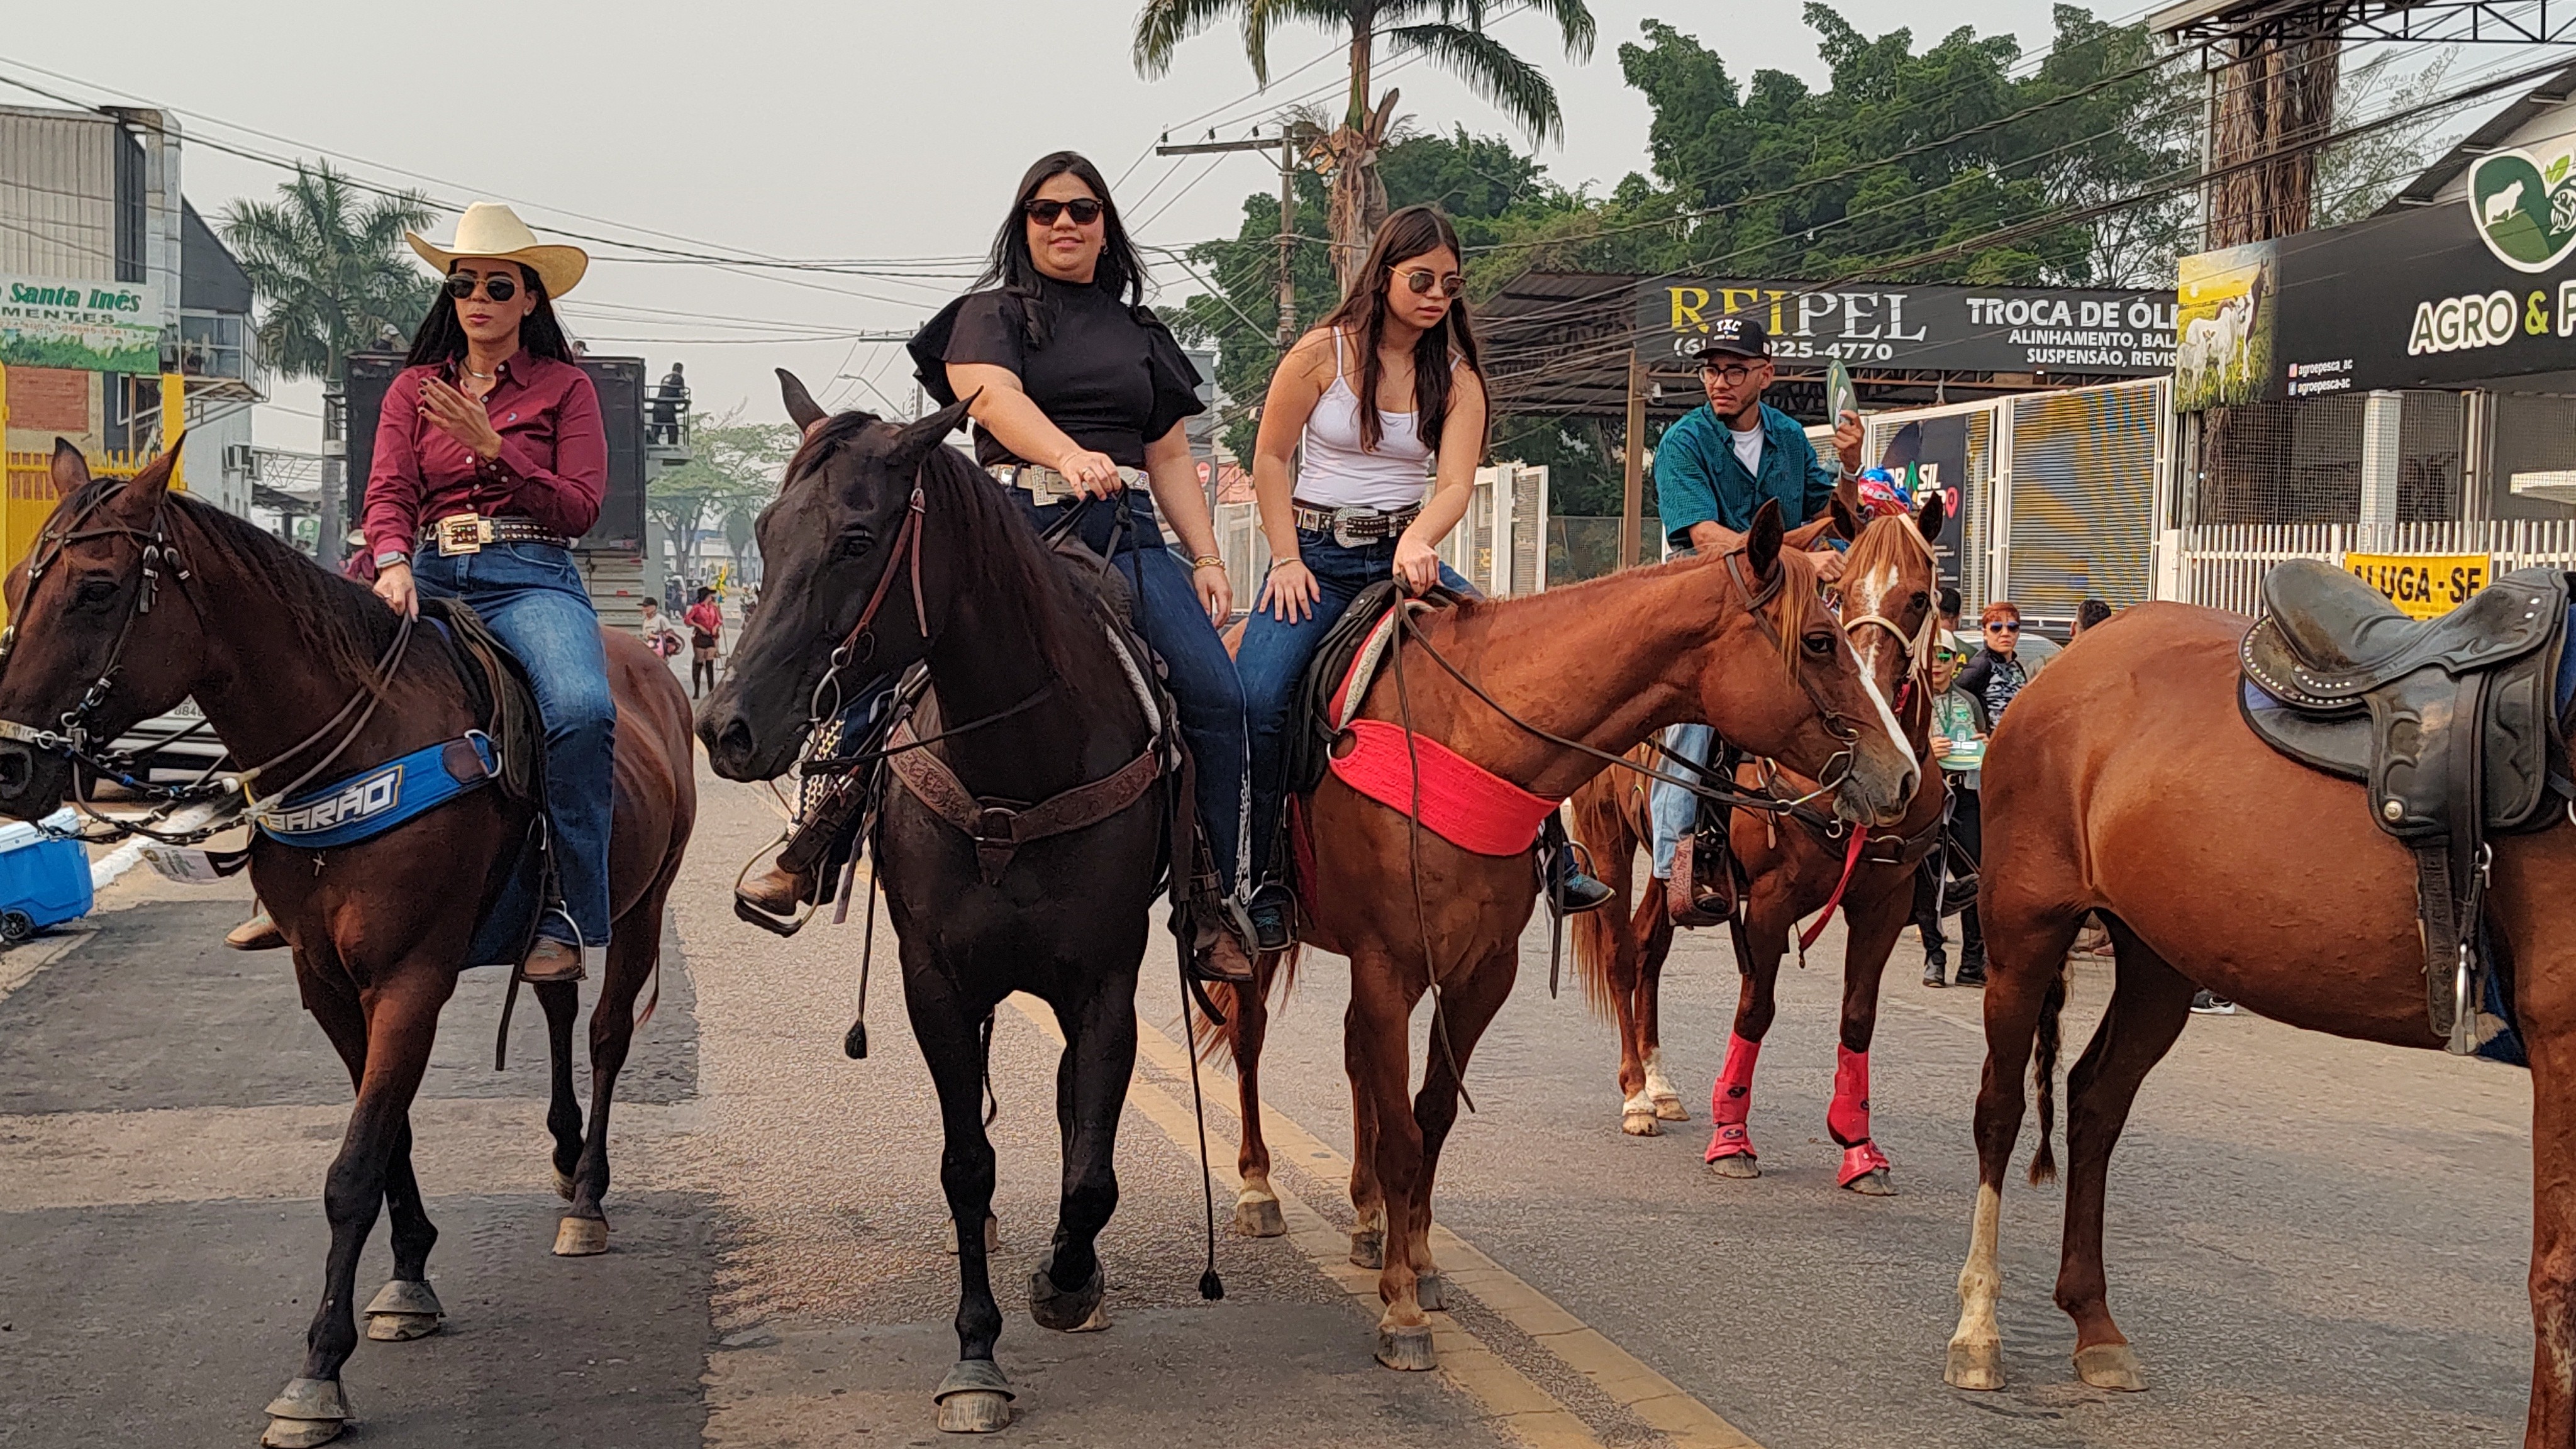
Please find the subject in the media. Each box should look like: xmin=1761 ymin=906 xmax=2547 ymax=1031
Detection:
xmin=1008 ymin=991 xmax=1768 ymax=1449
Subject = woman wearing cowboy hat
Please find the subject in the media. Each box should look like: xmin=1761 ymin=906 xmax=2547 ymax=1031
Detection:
xmin=362 ymin=201 xmax=611 ymax=984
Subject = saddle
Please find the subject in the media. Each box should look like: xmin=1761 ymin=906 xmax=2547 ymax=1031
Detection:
xmin=2239 ymin=560 xmax=2573 ymax=1052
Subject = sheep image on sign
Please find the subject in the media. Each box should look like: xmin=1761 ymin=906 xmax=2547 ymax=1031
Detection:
xmin=2468 ymin=147 xmax=2576 ymax=274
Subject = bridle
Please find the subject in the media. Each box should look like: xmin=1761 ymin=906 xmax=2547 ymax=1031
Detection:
xmin=801 ymin=477 xmax=928 ymax=738
xmin=1833 ymin=516 xmax=1940 ymax=699
xmin=0 ymin=479 xmax=417 ymax=845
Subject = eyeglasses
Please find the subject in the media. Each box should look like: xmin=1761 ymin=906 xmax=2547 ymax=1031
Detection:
xmin=1024 ymin=197 xmax=1105 ymax=226
xmin=1985 ymin=621 xmax=2021 ymax=632
xmin=1701 ymin=360 xmax=1762 ymax=385
xmin=445 ymin=271 xmax=518 ymax=303
xmin=1402 ymin=269 xmax=1464 ymax=299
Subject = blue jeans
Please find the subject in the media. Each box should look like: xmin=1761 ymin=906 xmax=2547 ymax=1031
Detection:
xmin=1011 ymin=493 xmax=1248 ymax=896
xmin=1236 ymin=527 xmax=1470 ymax=883
xmin=1649 ymin=724 xmax=1713 ymax=880
xmin=412 ymin=542 xmax=616 ymax=948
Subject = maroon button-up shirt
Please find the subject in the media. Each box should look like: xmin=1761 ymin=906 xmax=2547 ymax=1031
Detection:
xmin=363 ymin=350 xmax=606 ymax=563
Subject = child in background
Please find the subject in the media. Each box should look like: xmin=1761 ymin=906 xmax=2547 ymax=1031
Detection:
xmin=1918 ymin=630 xmax=1989 ymax=987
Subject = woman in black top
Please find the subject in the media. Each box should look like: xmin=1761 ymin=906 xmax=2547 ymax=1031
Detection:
xmin=908 ymin=151 xmax=1250 ymax=969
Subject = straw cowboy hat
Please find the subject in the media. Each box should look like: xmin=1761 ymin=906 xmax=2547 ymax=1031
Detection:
xmin=406 ymin=202 xmax=587 ymax=298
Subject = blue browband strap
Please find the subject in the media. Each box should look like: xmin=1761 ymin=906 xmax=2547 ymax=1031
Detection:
xmin=252 ymin=731 xmax=497 ymax=848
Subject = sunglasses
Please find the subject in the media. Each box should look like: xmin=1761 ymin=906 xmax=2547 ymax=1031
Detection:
xmin=1986 ymin=621 xmax=2021 ymax=632
xmin=1024 ymin=197 xmax=1105 ymax=226
xmin=1935 ymin=651 xmax=1963 ymax=663
xmin=1402 ymin=269 xmax=1464 ymax=299
xmin=445 ymin=270 xmax=519 ymax=303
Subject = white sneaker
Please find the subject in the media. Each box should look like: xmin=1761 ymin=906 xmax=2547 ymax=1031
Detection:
xmin=2189 ymin=989 xmax=2236 ymax=1016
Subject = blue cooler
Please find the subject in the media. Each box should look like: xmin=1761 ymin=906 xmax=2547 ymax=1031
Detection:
xmin=0 ymin=809 xmax=92 ymax=941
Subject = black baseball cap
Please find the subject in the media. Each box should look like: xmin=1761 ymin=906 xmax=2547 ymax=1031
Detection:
xmin=1697 ymin=314 xmax=1771 ymax=363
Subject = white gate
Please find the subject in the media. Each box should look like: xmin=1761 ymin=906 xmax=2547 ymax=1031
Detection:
xmin=2171 ymin=518 xmax=2576 ymax=616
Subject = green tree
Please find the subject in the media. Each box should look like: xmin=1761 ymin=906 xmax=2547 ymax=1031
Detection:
xmin=648 ymin=411 xmax=794 ymax=582
xmin=2314 ymin=48 xmax=2459 ymax=227
xmin=218 ymin=162 xmax=440 ymax=388
xmin=1133 ymin=0 xmax=1597 ymax=294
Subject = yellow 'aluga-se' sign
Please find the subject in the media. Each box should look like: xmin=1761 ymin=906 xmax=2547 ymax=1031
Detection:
xmin=2343 ymin=552 xmax=2491 ymax=619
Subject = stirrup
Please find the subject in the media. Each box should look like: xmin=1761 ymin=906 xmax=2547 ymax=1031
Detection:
xmin=1189 ymin=897 xmax=1258 ymax=985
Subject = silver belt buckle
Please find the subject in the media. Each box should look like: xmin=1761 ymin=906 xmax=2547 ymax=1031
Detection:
xmin=1331 ymin=509 xmax=1376 ymax=548
xmin=1019 ymin=466 xmax=1074 ymax=501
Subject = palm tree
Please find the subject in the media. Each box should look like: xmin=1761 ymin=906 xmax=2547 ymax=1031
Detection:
xmin=219 ymin=161 xmax=441 ymax=390
xmin=1134 ymin=0 xmax=1594 ymax=294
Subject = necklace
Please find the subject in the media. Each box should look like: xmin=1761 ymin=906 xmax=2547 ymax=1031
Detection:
xmin=460 ymin=362 xmax=496 ymax=381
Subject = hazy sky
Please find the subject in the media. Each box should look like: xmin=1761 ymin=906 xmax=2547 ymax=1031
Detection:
xmin=8 ymin=0 xmax=2091 ymax=450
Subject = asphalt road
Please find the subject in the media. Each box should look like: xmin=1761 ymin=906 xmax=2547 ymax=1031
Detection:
xmin=0 ymin=752 xmax=2541 ymax=1448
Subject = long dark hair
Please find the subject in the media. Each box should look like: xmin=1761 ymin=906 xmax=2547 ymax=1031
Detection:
xmin=1316 ymin=206 xmax=1484 ymax=454
xmin=974 ymin=151 xmax=1151 ymax=350
xmin=404 ymin=260 xmax=577 ymax=367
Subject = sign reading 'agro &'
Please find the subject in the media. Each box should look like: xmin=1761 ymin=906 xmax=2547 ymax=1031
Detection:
xmin=1640 ymin=281 xmax=2178 ymax=375
xmin=0 ymin=274 xmax=160 ymax=375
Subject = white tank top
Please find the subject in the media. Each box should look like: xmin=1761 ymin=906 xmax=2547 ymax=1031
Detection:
xmin=1297 ymin=332 xmax=1436 ymax=511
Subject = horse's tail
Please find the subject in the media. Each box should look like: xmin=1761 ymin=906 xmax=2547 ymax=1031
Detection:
xmin=1192 ymin=946 xmax=1298 ymax=1065
xmin=1567 ymin=772 xmax=1641 ymax=1020
xmin=2028 ymin=961 xmax=2070 ymax=1186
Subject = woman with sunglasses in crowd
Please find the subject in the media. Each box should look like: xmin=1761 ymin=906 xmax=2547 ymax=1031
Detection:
xmin=1957 ymin=600 xmax=2035 ymax=724
xmin=348 ymin=203 xmax=613 ymax=984
xmin=1233 ymin=205 xmax=1608 ymax=949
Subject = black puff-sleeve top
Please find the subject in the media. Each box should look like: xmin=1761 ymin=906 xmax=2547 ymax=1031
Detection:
xmin=909 ymin=275 xmax=1205 ymax=471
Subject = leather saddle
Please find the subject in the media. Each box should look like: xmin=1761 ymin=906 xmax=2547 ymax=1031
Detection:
xmin=2239 ymin=559 xmax=2572 ymax=1051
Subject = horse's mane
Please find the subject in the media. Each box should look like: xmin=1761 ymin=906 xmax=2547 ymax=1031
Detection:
xmin=1841 ymin=511 xmax=1931 ymax=594
xmin=794 ymin=413 xmax=1097 ymax=687
xmin=161 ymin=492 xmax=408 ymax=683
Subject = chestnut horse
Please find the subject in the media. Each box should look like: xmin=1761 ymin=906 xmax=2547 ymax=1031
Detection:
xmin=1567 ymin=498 xmax=1945 ymax=1195
xmin=1940 ymin=601 xmax=2576 ymax=1446
xmin=1208 ymin=502 xmax=1919 ymax=1371
xmin=0 ymin=443 xmax=696 ymax=1449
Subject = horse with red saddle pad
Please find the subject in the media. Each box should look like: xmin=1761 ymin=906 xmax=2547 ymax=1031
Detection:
xmin=1199 ymin=499 xmax=1919 ymax=1373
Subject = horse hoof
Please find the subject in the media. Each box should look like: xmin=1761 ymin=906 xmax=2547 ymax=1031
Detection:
xmin=1375 ymin=1323 xmax=1438 ymax=1372
xmin=1946 ymin=1340 xmax=2006 ymax=1391
xmin=362 ymin=1279 xmax=444 ymax=1341
xmin=1622 ymin=1109 xmax=1661 ymax=1136
xmin=554 ymin=1167 xmax=576 ymax=1202
xmin=1030 ymin=1252 xmax=1109 ymax=1333
xmin=261 ymin=1380 xmax=348 ymax=1446
xmin=553 ymin=1216 xmax=609 ymax=1257
xmin=1841 ymin=1168 xmax=1897 ymax=1197
xmin=1706 ymin=1154 xmax=1761 ymax=1180
xmin=1414 ymin=1272 xmax=1446 ymax=1313
xmin=1233 ymin=1193 xmax=1286 ymax=1238
xmin=2074 ymin=1342 xmax=2146 ymax=1391
xmin=1652 ymin=1096 xmax=1689 ymax=1122
xmin=933 ymin=1360 xmax=1014 ymax=1433
xmin=943 ymin=1215 xmax=1001 ymax=1255
xmin=1350 ymin=1228 xmax=1384 ymax=1270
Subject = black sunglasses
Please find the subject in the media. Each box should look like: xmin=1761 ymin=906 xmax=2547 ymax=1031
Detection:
xmin=445 ymin=270 xmax=518 ymax=303
xmin=1402 ymin=268 xmax=1464 ymax=299
xmin=1986 ymin=620 xmax=2021 ymax=631
xmin=1024 ymin=197 xmax=1104 ymax=226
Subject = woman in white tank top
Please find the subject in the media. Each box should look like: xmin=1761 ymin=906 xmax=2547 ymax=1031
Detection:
xmin=1232 ymin=206 xmax=1607 ymax=944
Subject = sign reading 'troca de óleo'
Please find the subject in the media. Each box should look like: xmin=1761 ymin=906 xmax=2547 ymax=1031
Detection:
xmin=1637 ymin=281 xmax=2177 ymax=374
xmin=2344 ymin=552 xmax=2491 ymax=619
xmin=0 ymin=275 xmax=160 ymax=375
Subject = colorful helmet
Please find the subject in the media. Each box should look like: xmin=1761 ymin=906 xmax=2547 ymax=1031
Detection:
xmin=1853 ymin=466 xmax=1913 ymax=518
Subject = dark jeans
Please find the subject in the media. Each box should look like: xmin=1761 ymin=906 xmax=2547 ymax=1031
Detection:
xmin=1913 ymin=782 xmax=1983 ymax=957
xmin=1236 ymin=526 xmax=1471 ymax=883
xmin=411 ymin=542 xmax=615 ymax=948
xmin=1011 ymin=492 xmax=1248 ymax=895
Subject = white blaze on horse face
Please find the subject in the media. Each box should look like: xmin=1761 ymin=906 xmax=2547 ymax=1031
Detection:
xmin=1841 ymin=583 xmax=1918 ymax=775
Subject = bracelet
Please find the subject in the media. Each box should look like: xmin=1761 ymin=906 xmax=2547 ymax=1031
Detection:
xmin=1267 ymin=557 xmax=1302 ymax=574
xmin=1190 ymin=555 xmax=1224 ymax=572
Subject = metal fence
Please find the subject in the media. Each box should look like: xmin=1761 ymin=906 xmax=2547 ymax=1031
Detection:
xmin=2174 ymin=517 xmax=2576 ymax=616
xmin=1210 ymin=462 xmax=1558 ymax=604
xmin=1 ymin=448 xmax=145 ymax=623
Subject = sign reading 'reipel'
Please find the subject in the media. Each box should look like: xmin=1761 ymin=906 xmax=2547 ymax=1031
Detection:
xmin=1639 ymin=281 xmax=2178 ymax=376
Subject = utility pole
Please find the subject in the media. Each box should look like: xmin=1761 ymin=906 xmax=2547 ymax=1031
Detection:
xmin=1155 ymin=130 xmax=1298 ymax=347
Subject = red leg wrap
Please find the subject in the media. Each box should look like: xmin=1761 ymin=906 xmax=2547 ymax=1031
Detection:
xmin=1838 ymin=1140 xmax=1891 ymax=1186
xmin=1827 ymin=1045 xmax=1871 ymax=1147
xmin=1704 ymin=1034 xmax=1761 ymax=1162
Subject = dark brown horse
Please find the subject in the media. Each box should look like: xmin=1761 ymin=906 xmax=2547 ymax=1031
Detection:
xmin=1939 ymin=601 xmax=2576 ymax=1446
xmin=1567 ymin=499 xmax=1945 ymax=1194
xmin=0 ymin=443 xmax=695 ymax=1449
xmin=1206 ymin=502 xmax=1919 ymax=1371
xmin=698 ymin=380 xmax=1183 ymax=1433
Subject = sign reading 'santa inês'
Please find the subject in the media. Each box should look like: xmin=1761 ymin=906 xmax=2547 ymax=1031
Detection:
xmin=0 ymin=275 xmax=160 ymax=375
xmin=1638 ymin=281 xmax=2178 ymax=376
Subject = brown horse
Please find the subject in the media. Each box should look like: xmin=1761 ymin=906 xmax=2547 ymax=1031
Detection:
xmin=1938 ymin=601 xmax=2576 ymax=1446
xmin=1567 ymin=498 xmax=1945 ymax=1196
xmin=0 ymin=443 xmax=695 ymax=1448
xmin=1209 ymin=502 xmax=1919 ymax=1371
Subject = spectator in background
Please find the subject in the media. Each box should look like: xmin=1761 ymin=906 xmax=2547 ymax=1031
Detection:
xmin=638 ymin=597 xmax=681 ymax=660
xmin=651 ymin=362 xmax=687 ymax=445
xmin=1937 ymin=586 xmax=1963 ymax=641
xmin=684 ymin=586 xmax=724 ymax=699
xmin=2073 ymin=597 xmax=2113 ymax=638
xmin=1918 ymin=630 xmax=1989 ymax=987
xmin=1959 ymin=601 xmax=2034 ymax=721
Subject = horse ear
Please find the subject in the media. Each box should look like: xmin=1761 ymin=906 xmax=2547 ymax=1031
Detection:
xmin=109 ymin=435 xmax=183 ymax=516
xmin=48 ymin=438 xmax=89 ymax=497
xmin=889 ymin=393 xmax=975 ymax=475
xmin=1916 ymin=488 xmax=1945 ymax=545
xmin=777 ymin=369 xmax=827 ymax=432
xmin=1746 ymin=497 xmax=1785 ymax=580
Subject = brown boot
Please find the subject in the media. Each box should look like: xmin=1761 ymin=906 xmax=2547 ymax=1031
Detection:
xmin=736 ymin=860 xmax=811 ymax=918
xmin=1191 ymin=910 xmax=1258 ymax=985
xmin=521 ymin=938 xmax=586 ymax=984
xmin=225 ymin=908 xmax=286 ymax=952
